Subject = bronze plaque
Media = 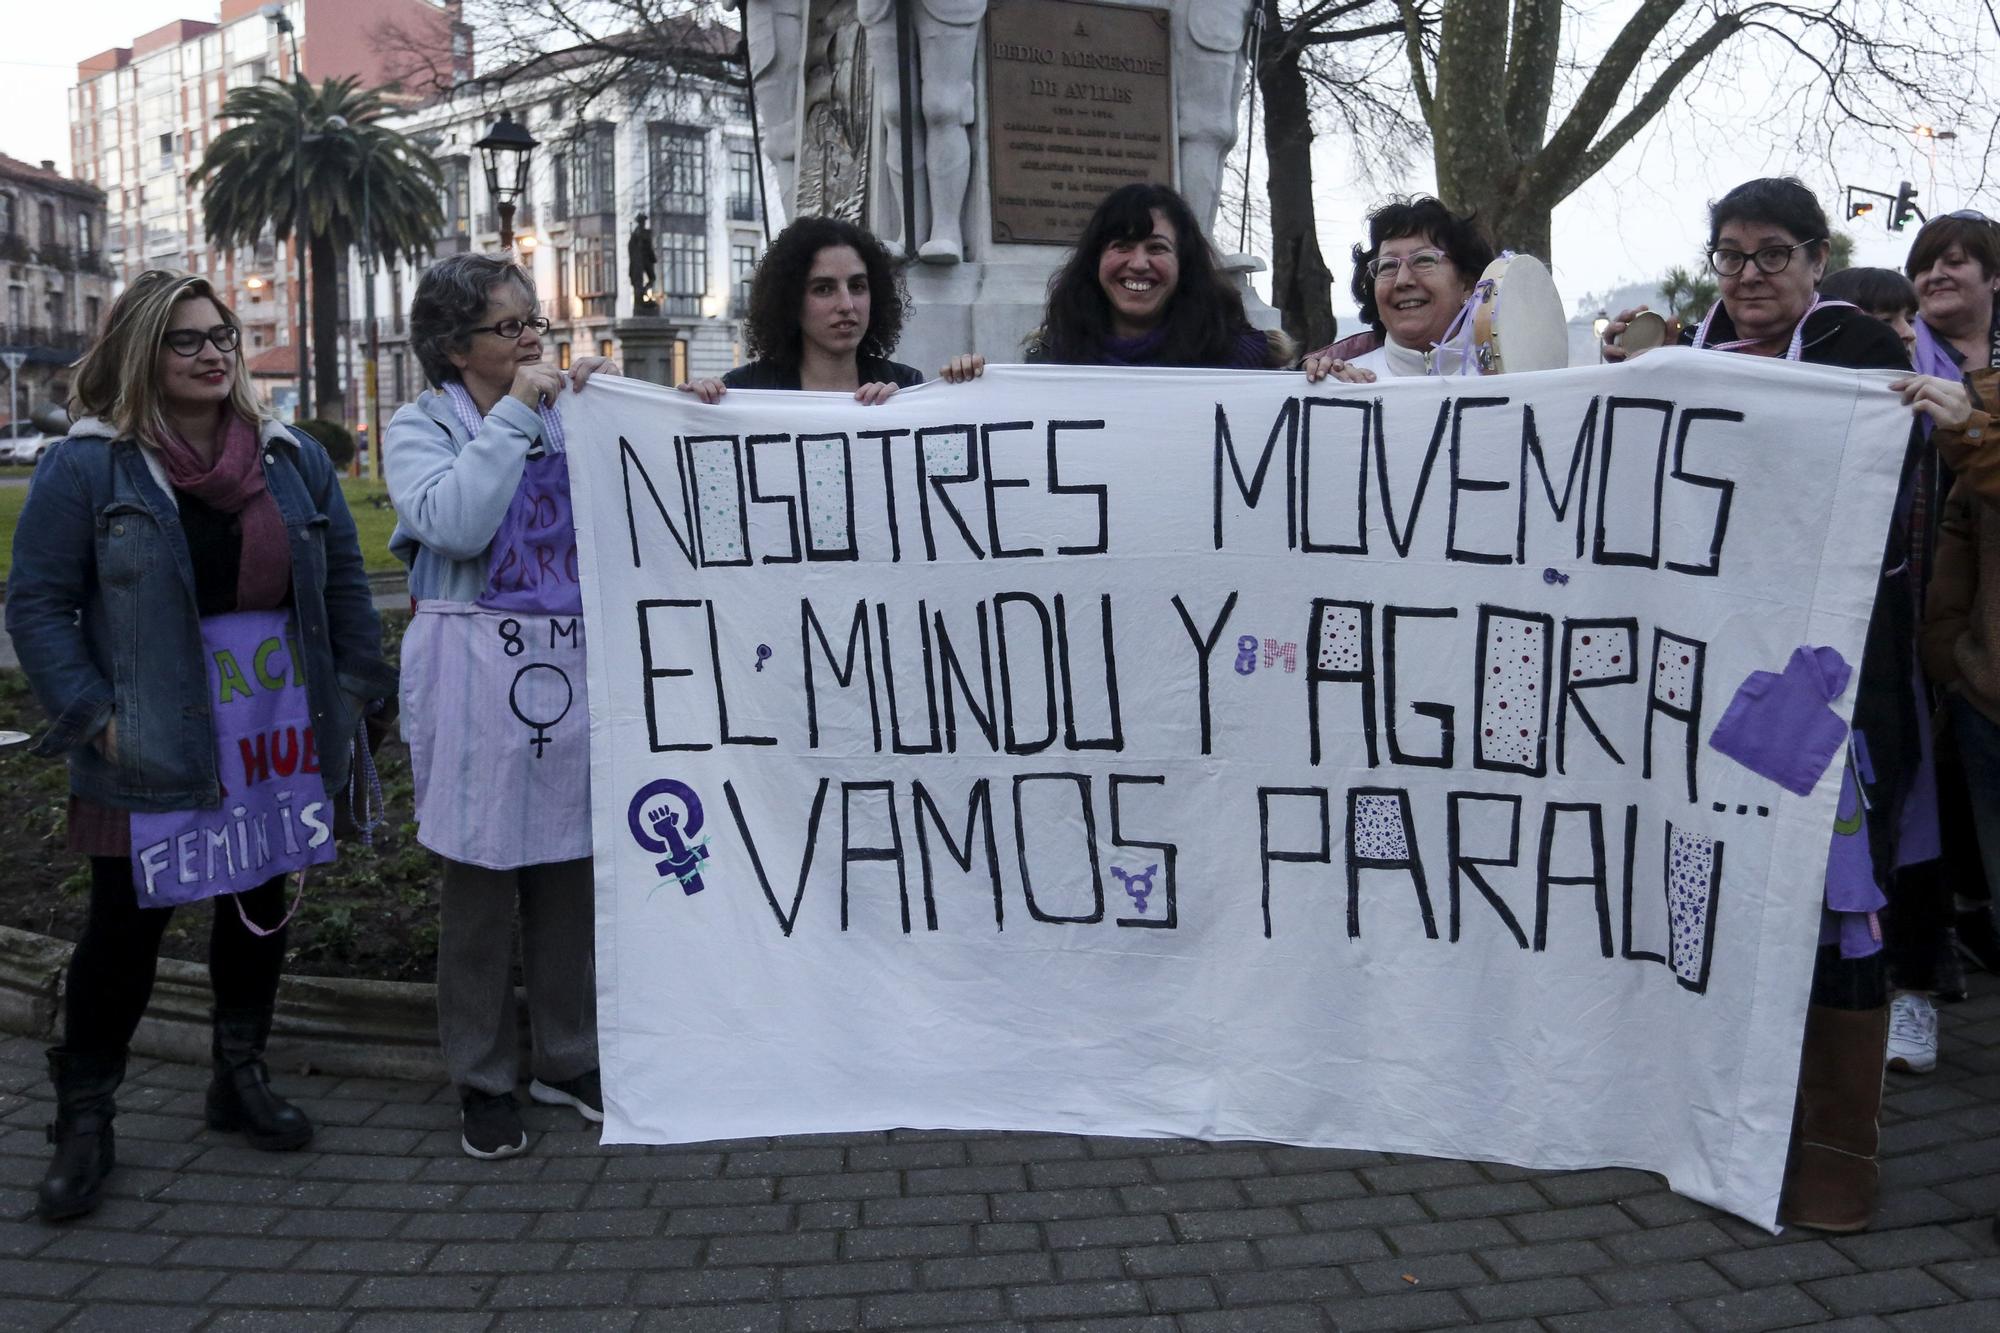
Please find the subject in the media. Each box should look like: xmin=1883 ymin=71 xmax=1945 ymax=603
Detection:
xmin=986 ymin=0 xmax=1174 ymax=246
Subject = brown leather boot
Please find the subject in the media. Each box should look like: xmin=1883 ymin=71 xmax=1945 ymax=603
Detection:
xmin=1779 ymin=1003 xmax=1890 ymax=1232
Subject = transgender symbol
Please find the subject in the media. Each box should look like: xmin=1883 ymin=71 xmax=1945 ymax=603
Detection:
xmin=509 ymin=663 xmax=573 ymax=758
xmin=1110 ymin=863 xmax=1158 ymax=914
xmin=626 ymin=778 xmax=710 ymax=895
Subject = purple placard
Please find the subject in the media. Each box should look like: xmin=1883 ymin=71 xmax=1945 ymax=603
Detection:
xmin=129 ymin=610 xmax=336 ymax=905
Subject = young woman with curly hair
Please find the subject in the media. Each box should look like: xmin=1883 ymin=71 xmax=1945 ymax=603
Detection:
xmin=680 ymin=216 xmax=922 ymax=404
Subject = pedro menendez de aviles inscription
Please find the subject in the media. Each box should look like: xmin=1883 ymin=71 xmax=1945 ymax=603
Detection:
xmin=986 ymin=0 xmax=1174 ymax=246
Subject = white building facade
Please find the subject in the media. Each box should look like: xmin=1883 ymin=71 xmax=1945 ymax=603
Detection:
xmin=360 ymin=61 xmax=775 ymax=428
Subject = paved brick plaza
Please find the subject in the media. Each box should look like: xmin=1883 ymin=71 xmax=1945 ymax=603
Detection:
xmin=1 ymin=984 xmax=1997 ymax=1331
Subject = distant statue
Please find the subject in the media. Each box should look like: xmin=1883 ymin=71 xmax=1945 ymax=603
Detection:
xmin=1175 ymin=0 xmax=1256 ymax=234
xmin=858 ymin=0 xmax=986 ymax=263
xmin=628 ymin=214 xmax=658 ymax=316
xmin=736 ymin=0 xmax=806 ymax=214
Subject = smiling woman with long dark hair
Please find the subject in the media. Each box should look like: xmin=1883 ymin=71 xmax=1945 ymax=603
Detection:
xmin=1030 ymin=183 xmax=1281 ymax=368
xmin=939 ymin=182 xmax=1291 ymax=383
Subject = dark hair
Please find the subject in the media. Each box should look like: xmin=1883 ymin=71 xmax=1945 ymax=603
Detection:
xmin=744 ymin=217 xmax=908 ymax=370
xmin=1707 ymin=177 xmax=1829 ymax=251
xmin=1348 ymin=195 xmax=1495 ymax=335
xmin=1904 ymin=212 xmax=2000 ymax=283
xmin=1818 ymin=266 xmax=1917 ymax=316
xmin=410 ymin=252 xmax=537 ymax=388
xmin=1037 ymin=182 xmax=1250 ymax=366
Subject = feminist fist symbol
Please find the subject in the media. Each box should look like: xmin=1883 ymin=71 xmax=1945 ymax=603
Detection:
xmin=626 ymin=779 xmax=710 ymax=894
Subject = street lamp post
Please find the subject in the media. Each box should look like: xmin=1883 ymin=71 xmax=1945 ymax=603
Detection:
xmin=474 ymin=112 xmax=537 ymax=254
xmin=264 ymin=4 xmax=310 ymax=420
xmin=322 ymin=113 xmax=377 ymax=476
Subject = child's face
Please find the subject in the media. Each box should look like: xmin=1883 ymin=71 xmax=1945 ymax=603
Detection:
xmin=1870 ymin=305 xmax=1917 ymax=351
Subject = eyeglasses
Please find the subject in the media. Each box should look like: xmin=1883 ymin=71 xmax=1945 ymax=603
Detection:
xmin=162 ymin=324 xmax=241 ymax=357
xmin=1368 ymin=249 xmax=1449 ymax=282
xmin=465 ymin=316 xmax=551 ymax=339
xmin=1707 ymin=239 xmax=1822 ymax=276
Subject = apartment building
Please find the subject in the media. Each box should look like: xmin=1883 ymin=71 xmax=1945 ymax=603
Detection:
xmin=0 ymin=153 xmax=113 ymax=426
xmin=68 ymin=0 xmax=470 ymax=416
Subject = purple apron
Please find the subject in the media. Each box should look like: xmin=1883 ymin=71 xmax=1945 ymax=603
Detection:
xmin=402 ymin=385 xmax=591 ymax=869
xmin=477 ymin=449 xmax=583 ymax=616
xmin=129 ymin=610 xmax=335 ymax=926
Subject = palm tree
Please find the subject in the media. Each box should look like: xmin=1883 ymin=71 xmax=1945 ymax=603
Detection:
xmin=194 ymin=76 xmax=444 ymax=421
xmin=1658 ymin=264 xmax=1720 ymax=326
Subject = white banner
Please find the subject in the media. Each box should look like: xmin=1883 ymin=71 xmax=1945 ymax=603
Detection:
xmin=563 ymin=350 xmax=1910 ymax=1228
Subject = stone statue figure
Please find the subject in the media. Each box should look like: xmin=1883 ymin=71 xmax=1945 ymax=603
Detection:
xmin=735 ymin=0 xmax=807 ymax=214
xmin=628 ymin=215 xmax=659 ymax=316
xmin=796 ymin=0 xmax=873 ymax=220
xmin=857 ymin=0 xmax=986 ymax=262
xmin=1174 ymin=0 xmax=1256 ymax=234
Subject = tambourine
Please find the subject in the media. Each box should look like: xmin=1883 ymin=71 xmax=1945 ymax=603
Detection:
xmin=1615 ymin=310 xmax=1671 ymax=357
xmin=1467 ymin=253 xmax=1569 ymax=374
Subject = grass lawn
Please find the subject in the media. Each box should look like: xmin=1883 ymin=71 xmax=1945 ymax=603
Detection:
xmin=0 ymin=481 xmax=23 ymax=582
xmin=340 ymin=476 xmax=402 ymax=574
xmin=0 ymin=611 xmax=438 ymax=981
xmin=0 ymin=473 xmax=400 ymax=582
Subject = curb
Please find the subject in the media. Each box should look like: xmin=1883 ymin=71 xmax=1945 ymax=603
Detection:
xmin=0 ymin=922 xmax=454 ymax=1081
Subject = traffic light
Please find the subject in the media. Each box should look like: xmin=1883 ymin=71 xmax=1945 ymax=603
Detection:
xmin=1891 ymin=181 xmax=1922 ymax=231
xmin=1849 ymin=201 xmax=1875 ymax=221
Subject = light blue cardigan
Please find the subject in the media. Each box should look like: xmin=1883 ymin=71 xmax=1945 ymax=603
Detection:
xmin=383 ymin=389 xmax=550 ymax=602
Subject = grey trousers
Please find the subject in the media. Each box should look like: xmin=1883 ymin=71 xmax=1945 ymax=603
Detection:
xmin=437 ymin=855 xmax=598 ymax=1095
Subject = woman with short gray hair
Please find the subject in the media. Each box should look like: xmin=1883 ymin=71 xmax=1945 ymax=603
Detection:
xmin=385 ymin=252 xmax=616 ymax=1159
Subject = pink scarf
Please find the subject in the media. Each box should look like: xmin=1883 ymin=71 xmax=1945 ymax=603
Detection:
xmin=154 ymin=411 xmax=292 ymax=610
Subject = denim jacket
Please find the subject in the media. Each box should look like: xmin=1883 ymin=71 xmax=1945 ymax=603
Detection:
xmin=4 ymin=416 xmax=397 ymax=810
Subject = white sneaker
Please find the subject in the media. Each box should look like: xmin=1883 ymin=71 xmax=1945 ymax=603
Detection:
xmin=1886 ymin=992 xmax=1938 ymax=1074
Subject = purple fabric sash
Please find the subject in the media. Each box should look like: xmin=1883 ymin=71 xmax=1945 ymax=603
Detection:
xmin=129 ymin=610 xmax=335 ymax=913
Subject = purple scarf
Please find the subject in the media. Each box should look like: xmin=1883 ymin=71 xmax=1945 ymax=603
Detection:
xmin=155 ymin=411 xmax=291 ymax=610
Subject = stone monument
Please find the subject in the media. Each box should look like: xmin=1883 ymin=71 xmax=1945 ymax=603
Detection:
xmin=742 ymin=0 xmax=1272 ymax=361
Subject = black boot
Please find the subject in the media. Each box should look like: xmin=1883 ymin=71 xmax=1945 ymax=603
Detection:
xmin=205 ymin=1007 xmax=313 ymax=1151
xmin=38 ymin=1049 xmax=123 ymax=1223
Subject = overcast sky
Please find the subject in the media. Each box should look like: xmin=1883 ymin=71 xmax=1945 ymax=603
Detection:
xmin=7 ymin=1 xmax=1995 ymax=328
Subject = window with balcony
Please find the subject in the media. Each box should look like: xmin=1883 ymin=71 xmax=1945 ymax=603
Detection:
xmin=574 ymin=234 xmax=617 ymax=318
xmin=731 ymin=242 xmax=756 ymax=318
xmin=728 ymin=142 xmax=758 ymax=221
xmin=650 ymin=125 xmax=706 ymax=219
xmin=659 ymin=226 xmax=707 ymax=318
xmin=569 ymin=124 xmax=616 ymax=216
xmin=439 ymin=158 xmax=470 ymax=240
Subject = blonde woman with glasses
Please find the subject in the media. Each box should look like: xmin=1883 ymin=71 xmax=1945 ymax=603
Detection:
xmin=5 ymin=269 xmax=393 ymax=1222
